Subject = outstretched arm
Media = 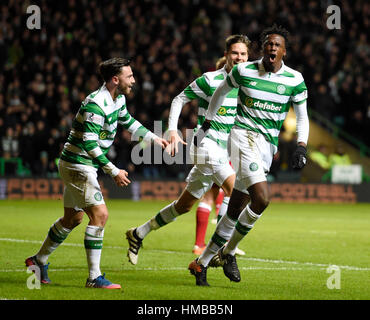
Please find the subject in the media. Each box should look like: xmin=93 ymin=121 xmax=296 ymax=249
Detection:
xmin=168 ymin=92 xmax=191 ymax=156
xmin=118 ymin=104 xmax=168 ymax=149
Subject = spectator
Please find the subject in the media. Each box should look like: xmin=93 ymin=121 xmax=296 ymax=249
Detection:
xmin=328 ymin=145 xmax=352 ymax=168
xmin=0 ymin=0 xmax=368 ymax=177
xmin=346 ymin=109 xmax=367 ymax=145
xmin=309 ymin=144 xmax=330 ymax=170
xmin=1 ymin=126 xmax=19 ymax=159
xmin=19 ymin=122 xmax=38 ymax=174
xmin=310 ymin=84 xmax=336 ymax=121
xmin=1 ymin=126 xmax=20 ymax=175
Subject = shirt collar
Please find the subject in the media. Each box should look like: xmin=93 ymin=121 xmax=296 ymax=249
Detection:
xmin=221 ymin=65 xmax=229 ymax=74
xmin=258 ymin=58 xmax=285 ymax=74
xmin=102 ymin=82 xmax=119 ymax=103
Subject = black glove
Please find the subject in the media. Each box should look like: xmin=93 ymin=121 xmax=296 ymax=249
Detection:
xmin=193 ymin=121 xmax=211 ymax=147
xmin=292 ymin=145 xmax=307 ymax=169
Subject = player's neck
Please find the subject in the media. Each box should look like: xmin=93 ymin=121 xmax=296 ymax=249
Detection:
xmin=263 ymin=59 xmax=282 ymax=73
xmin=225 ymin=63 xmax=233 ymax=73
xmin=105 ymin=82 xmax=119 ymax=100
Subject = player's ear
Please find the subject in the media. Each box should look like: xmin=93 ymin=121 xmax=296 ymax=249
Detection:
xmin=111 ymin=75 xmax=119 ymax=85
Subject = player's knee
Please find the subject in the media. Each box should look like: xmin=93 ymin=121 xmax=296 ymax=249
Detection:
xmin=221 ymin=176 xmax=235 ymax=197
xmin=87 ymin=209 xmax=109 ymax=227
xmin=254 ymin=193 xmax=270 ymax=213
xmin=98 ymin=211 xmax=109 ymax=224
xmin=221 ymin=183 xmax=233 ymax=197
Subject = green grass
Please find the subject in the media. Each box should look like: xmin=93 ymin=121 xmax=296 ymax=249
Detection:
xmin=0 ymin=200 xmax=369 ymax=300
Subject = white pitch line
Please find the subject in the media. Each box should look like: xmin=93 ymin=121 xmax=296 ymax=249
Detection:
xmin=310 ymin=230 xmax=337 ymax=235
xmin=238 ymin=257 xmax=370 ymax=271
xmin=0 ymin=238 xmax=121 ymax=249
xmin=1 ymin=237 xmax=369 ymax=271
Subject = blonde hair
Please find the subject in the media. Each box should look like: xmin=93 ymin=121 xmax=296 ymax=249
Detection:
xmin=215 ymin=56 xmax=227 ymax=69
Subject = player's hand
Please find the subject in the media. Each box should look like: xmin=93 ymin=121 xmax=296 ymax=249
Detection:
xmin=292 ymin=145 xmax=307 ymax=169
xmin=168 ymin=130 xmax=187 ymax=157
xmin=193 ymin=121 xmax=211 ymax=147
xmin=113 ymin=169 xmax=131 ymax=187
xmin=153 ymin=137 xmax=169 ymax=150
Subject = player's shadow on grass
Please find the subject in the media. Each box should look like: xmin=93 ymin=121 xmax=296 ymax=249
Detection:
xmin=184 ymin=280 xmax=241 ymax=290
xmin=45 ymin=282 xmax=86 ymax=289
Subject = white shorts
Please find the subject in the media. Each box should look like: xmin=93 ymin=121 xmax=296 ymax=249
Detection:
xmin=58 ymin=159 xmax=105 ymax=209
xmin=189 ymin=136 xmax=229 ymax=167
xmin=229 ymin=127 xmax=275 ymax=194
xmin=186 ymin=137 xmax=234 ymax=199
xmin=185 ymin=163 xmax=235 ymax=199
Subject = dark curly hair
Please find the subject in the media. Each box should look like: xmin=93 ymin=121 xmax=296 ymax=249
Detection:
xmin=99 ymin=57 xmax=131 ymax=82
xmin=260 ymin=24 xmax=290 ymax=48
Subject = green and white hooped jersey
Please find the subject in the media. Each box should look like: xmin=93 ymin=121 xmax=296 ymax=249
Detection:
xmin=184 ymin=66 xmax=238 ymax=149
xmin=226 ymin=59 xmax=307 ymax=147
xmin=61 ymin=84 xmax=154 ymax=176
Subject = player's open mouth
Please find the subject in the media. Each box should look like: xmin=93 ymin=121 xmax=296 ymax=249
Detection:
xmin=269 ymin=54 xmax=277 ymax=63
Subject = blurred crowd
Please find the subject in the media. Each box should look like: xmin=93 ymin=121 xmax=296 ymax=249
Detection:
xmin=309 ymin=143 xmax=352 ymax=170
xmin=0 ymin=0 xmax=368 ymax=178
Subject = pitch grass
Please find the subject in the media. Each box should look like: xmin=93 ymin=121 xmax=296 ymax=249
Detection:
xmin=0 ymin=200 xmax=369 ymax=300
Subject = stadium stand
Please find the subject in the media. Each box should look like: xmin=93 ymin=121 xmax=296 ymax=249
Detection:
xmin=0 ymin=0 xmax=368 ymax=180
